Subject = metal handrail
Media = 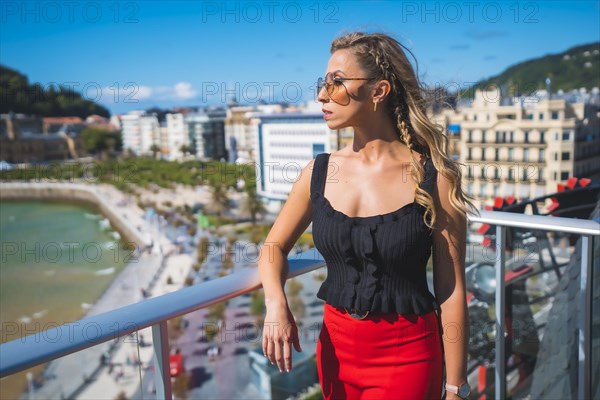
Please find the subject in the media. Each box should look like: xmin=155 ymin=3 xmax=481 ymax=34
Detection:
xmin=0 ymin=249 xmax=325 ymax=378
xmin=0 ymin=211 xmax=598 ymax=400
xmin=469 ymin=209 xmax=600 ymax=235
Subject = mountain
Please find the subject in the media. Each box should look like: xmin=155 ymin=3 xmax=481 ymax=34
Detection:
xmin=460 ymin=42 xmax=600 ymax=98
xmin=0 ymin=65 xmax=110 ymax=118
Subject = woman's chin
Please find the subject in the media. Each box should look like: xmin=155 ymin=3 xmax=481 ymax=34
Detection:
xmin=325 ymin=119 xmax=344 ymax=130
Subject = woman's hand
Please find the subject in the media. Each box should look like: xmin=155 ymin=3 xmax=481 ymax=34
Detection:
xmin=262 ymin=302 xmax=302 ymax=372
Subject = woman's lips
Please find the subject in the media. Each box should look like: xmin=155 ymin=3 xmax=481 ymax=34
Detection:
xmin=322 ymin=109 xmax=332 ymax=120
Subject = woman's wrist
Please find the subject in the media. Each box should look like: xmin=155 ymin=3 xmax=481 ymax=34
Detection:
xmin=265 ymin=296 xmax=288 ymax=308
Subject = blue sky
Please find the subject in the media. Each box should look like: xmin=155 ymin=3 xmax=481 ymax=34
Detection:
xmin=1 ymin=1 xmax=599 ymax=114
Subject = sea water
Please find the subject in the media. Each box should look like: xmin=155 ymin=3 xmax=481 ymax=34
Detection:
xmin=0 ymin=200 xmax=129 ymax=344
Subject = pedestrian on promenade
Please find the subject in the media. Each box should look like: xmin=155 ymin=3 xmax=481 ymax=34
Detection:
xmin=257 ymin=31 xmax=480 ymax=399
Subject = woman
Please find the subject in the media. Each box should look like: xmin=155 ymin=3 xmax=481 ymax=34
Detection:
xmin=257 ymin=31 xmax=479 ymax=399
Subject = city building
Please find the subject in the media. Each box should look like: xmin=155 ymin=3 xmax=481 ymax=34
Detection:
xmin=165 ymin=113 xmax=188 ymax=161
xmin=225 ymin=105 xmax=259 ymax=164
xmin=253 ymin=111 xmax=335 ymax=214
xmin=186 ymin=107 xmax=227 ymax=161
xmin=43 ymin=116 xmax=86 ymax=135
xmin=118 ymin=111 xmax=160 ymax=157
xmin=0 ymin=113 xmax=84 ymax=163
xmin=435 ymin=87 xmax=600 ymax=209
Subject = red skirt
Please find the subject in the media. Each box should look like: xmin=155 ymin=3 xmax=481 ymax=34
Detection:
xmin=316 ymin=303 xmax=444 ymax=400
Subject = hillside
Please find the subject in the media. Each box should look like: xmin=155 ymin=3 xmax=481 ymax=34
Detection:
xmin=461 ymin=42 xmax=600 ymax=98
xmin=0 ymin=65 xmax=110 ymax=118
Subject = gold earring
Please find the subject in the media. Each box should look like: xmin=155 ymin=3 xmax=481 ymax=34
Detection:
xmin=373 ymin=101 xmax=378 ymax=112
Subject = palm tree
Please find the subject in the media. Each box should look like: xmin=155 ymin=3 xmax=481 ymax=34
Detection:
xmin=241 ymin=182 xmax=266 ymax=224
xmin=207 ymin=179 xmax=229 ymax=219
xmin=180 ymin=144 xmax=191 ymax=158
xmin=149 ymin=144 xmax=160 ymax=159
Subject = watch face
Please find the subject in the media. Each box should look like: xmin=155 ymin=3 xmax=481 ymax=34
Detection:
xmin=458 ymin=384 xmax=471 ymax=397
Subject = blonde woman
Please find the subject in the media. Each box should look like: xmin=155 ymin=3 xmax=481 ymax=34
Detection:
xmin=258 ymin=31 xmax=479 ymax=399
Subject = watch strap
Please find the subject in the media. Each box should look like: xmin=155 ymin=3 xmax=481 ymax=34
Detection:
xmin=445 ymin=382 xmax=459 ymax=394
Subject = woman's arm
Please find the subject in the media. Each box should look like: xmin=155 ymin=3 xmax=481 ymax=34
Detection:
xmin=431 ymin=170 xmax=469 ymax=399
xmin=258 ymin=158 xmax=315 ymax=372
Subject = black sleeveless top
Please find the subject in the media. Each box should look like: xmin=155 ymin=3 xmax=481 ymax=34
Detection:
xmin=310 ymin=152 xmax=441 ymax=315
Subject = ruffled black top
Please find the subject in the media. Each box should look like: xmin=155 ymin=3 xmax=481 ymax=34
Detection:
xmin=310 ymin=152 xmax=441 ymax=315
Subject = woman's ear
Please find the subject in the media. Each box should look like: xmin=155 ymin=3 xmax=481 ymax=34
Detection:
xmin=372 ymin=79 xmax=392 ymax=103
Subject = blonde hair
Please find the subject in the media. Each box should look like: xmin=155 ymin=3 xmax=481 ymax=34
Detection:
xmin=330 ymin=30 xmax=480 ymax=228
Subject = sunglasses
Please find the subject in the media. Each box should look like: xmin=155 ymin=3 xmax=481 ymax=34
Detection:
xmin=316 ymin=72 xmax=374 ymax=103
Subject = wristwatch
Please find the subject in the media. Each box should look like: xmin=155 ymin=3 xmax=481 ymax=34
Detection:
xmin=445 ymin=382 xmax=471 ymax=398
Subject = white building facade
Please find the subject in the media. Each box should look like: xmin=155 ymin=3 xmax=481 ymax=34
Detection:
xmin=253 ymin=112 xmax=335 ymax=213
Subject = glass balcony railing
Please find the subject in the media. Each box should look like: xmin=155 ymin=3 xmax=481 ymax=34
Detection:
xmin=0 ymin=210 xmax=598 ymax=400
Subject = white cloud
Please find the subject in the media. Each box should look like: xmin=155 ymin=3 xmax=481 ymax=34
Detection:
xmin=99 ymin=82 xmax=197 ymax=104
xmin=174 ymin=82 xmax=197 ymax=100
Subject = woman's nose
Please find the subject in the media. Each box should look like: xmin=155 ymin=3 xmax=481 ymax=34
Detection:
xmin=317 ymin=85 xmax=329 ymax=103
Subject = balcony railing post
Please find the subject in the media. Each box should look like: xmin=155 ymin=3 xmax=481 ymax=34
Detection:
xmin=578 ymin=235 xmax=592 ymax=400
xmin=152 ymin=321 xmax=172 ymax=400
xmin=495 ymin=225 xmax=506 ymax=400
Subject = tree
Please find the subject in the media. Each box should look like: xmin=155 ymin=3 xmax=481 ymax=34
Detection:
xmin=81 ymin=127 xmax=123 ymax=157
xmin=207 ymin=178 xmax=229 ymax=219
xmin=180 ymin=144 xmax=192 ymax=157
xmin=150 ymin=144 xmax=161 ymax=159
xmin=241 ymin=182 xmax=266 ymax=224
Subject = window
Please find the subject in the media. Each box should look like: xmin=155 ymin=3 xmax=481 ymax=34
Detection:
xmin=495 ymin=131 xmax=500 ymax=143
xmin=508 ymin=168 xmax=514 ymax=181
xmin=561 ymin=152 xmax=570 ymax=161
xmin=527 ymin=113 xmax=534 ymax=120
xmin=468 ymin=130 xmax=472 ymax=143
xmin=539 ymin=149 xmax=545 ymax=162
xmin=508 ymin=148 xmax=514 ymax=161
xmin=538 ymin=168 xmax=544 ymax=182
xmin=495 ymin=148 xmax=499 ymax=161
xmin=539 ymin=112 xmax=544 ymax=120
xmin=523 ymin=148 xmax=529 ymax=162
xmin=554 ymin=152 xmax=558 ymax=161
xmin=494 ymin=167 xmax=499 ymax=179
xmin=502 ymin=131 xmax=507 ymax=143
xmin=509 ymin=131 xmax=514 ymax=143
xmin=539 ymin=131 xmax=545 ymax=144
xmin=468 ymin=148 xmax=472 ymax=160
xmin=561 ymin=171 xmax=569 ymax=180
xmin=551 ymin=111 xmax=559 ymax=120
xmin=524 ymin=131 xmax=529 ymax=143
xmin=468 ymin=166 xmax=473 ymax=179
xmin=553 ymin=171 xmax=557 ymax=180
xmin=562 ymin=130 xmax=571 ymax=141
xmin=480 ymin=168 xmax=485 ymax=179
xmin=481 ymin=132 xmax=486 ymax=143
xmin=480 ymin=184 xmax=486 ymax=197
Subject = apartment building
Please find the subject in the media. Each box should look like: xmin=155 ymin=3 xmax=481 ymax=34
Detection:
xmin=119 ymin=111 xmax=160 ymax=156
xmin=450 ymin=88 xmax=600 ymax=209
xmin=185 ymin=107 xmax=227 ymax=161
xmin=253 ymin=111 xmax=337 ymax=213
xmin=225 ymin=106 xmax=259 ymax=164
xmin=165 ymin=113 xmax=188 ymax=160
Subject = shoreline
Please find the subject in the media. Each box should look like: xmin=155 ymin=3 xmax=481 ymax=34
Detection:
xmin=0 ymin=196 xmax=141 ymax=248
xmin=0 ymin=181 xmax=150 ymax=249
xmin=0 ymin=181 xmax=177 ymax=399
